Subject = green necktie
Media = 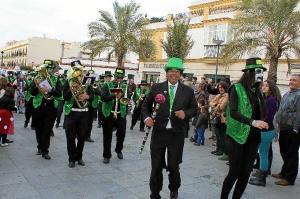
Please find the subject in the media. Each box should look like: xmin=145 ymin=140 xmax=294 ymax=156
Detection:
xmin=169 ymin=85 xmax=175 ymax=116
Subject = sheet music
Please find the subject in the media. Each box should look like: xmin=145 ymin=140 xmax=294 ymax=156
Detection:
xmin=39 ymin=79 xmax=52 ymax=94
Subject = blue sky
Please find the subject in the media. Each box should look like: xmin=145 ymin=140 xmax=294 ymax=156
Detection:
xmin=0 ymin=0 xmax=191 ymax=47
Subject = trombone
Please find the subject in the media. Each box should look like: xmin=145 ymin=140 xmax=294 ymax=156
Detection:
xmin=120 ymin=80 xmax=130 ymax=105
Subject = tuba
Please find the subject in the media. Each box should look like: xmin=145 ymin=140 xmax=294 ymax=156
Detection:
xmin=34 ymin=64 xmax=56 ymax=100
xmin=69 ymin=66 xmax=89 ymax=109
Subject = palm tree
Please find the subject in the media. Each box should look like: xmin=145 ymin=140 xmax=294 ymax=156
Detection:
xmin=87 ymin=1 xmax=155 ymax=67
xmin=160 ymin=17 xmax=194 ymax=60
xmin=221 ymin=0 xmax=300 ymax=82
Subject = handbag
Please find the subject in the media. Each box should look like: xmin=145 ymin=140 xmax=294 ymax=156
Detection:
xmin=211 ymin=113 xmax=221 ymax=125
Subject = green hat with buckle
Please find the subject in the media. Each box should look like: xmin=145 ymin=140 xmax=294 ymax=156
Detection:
xmin=114 ymin=68 xmax=125 ymax=78
xmin=242 ymin=58 xmax=267 ymax=72
xmin=164 ymin=57 xmax=185 ymax=72
xmin=44 ymin=60 xmax=55 ymax=69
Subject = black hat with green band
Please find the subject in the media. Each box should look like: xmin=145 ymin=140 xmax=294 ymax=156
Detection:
xmin=242 ymin=58 xmax=267 ymax=72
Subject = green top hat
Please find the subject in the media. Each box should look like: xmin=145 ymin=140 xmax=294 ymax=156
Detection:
xmin=44 ymin=60 xmax=55 ymax=69
xmin=114 ymin=68 xmax=125 ymax=78
xmin=242 ymin=58 xmax=267 ymax=72
xmin=88 ymin=70 xmax=95 ymax=75
xmin=164 ymin=57 xmax=185 ymax=72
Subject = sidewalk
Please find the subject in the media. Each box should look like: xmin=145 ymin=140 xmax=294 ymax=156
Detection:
xmin=0 ymin=106 xmax=299 ymax=198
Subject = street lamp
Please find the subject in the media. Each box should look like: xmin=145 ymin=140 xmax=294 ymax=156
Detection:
xmin=1 ymin=51 xmax=4 ymax=68
xmin=32 ymin=61 xmax=34 ymax=67
xmin=213 ymin=39 xmax=224 ymax=84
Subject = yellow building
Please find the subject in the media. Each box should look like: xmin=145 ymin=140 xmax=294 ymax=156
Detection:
xmin=0 ymin=37 xmax=81 ymax=70
xmin=139 ymin=0 xmax=300 ymax=85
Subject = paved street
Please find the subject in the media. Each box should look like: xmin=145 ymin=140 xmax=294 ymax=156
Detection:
xmin=0 ymin=85 xmax=299 ymax=199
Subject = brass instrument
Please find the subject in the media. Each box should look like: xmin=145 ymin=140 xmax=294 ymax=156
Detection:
xmin=93 ymin=83 xmax=98 ymax=89
xmin=135 ymin=89 xmax=145 ymax=108
xmin=110 ymin=83 xmax=122 ymax=119
xmin=120 ymin=80 xmax=130 ymax=105
xmin=69 ymin=66 xmax=88 ymax=109
xmin=34 ymin=64 xmax=56 ymax=100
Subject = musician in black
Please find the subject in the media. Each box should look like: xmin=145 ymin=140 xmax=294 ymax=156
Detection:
xmin=130 ymin=80 xmax=149 ymax=132
xmin=101 ymin=68 xmax=128 ymax=164
xmin=31 ymin=60 xmax=62 ymax=160
xmin=63 ymin=61 xmax=94 ymax=168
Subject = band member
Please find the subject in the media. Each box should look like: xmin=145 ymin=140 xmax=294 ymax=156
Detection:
xmin=24 ymin=72 xmax=36 ymax=130
xmin=85 ymin=70 xmax=101 ymax=142
xmin=97 ymin=71 xmax=113 ymax=128
xmin=63 ymin=60 xmax=94 ymax=168
xmin=130 ymin=80 xmax=149 ymax=132
xmin=31 ymin=60 xmax=62 ymax=160
xmin=142 ymin=57 xmax=197 ymax=199
xmin=55 ymin=72 xmax=67 ymax=128
xmin=101 ymin=68 xmax=128 ymax=164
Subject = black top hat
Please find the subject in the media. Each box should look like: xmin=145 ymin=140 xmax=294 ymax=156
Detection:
xmin=103 ymin=71 xmax=113 ymax=77
xmin=242 ymin=58 xmax=267 ymax=72
xmin=139 ymin=80 xmax=147 ymax=85
xmin=71 ymin=60 xmax=82 ymax=67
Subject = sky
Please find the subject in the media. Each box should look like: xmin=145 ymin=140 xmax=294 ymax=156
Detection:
xmin=0 ymin=0 xmax=193 ymax=48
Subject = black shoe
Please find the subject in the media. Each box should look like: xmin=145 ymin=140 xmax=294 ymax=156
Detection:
xmin=77 ymin=159 xmax=85 ymax=166
xmin=117 ymin=152 xmax=123 ymax=159
xmin=211 ymin=150 xmax=218 ymax=154
xmin=130 ymin=126 xmax=133 ymax=130
xmin=55 ymin=123 xmax=59 ymax=128
xmin=214 ymin=151 xmax=223 ymax=156
xmin=42 ymin=153 xmax=51 ymax=160
xmin=19 ymin=111 xmax=23 ymax=114
xmin=36 ymin=149 xmax=42 ymax=155
xmin=194 ymin=143 xmax=200 ymax=146
xmin=31 ymin=126 xmax=35 ymax=130
xmin=189 ymin=137 xmax=195 ymax=142
xmin=200 ymin=143 xmax=204 ymax=146
xmin=24 ymin=123 xmax=28 ymax=128
xmin=50 ymin=130 xmax=54 ymax=137
xmin=97 ymin=124 xmax=102 ymax=128
xmin=103 ymin=158 xmax=110 ymax=164
xmin=68 ymin=161 xmax=75 ymax=168
xmin=170 ymin=191 xmax=178 ymax=199
xmin=6 ymin=139 xmax=13 ymax=143
xmin=140 ymin=129 xmax=145 ymax=132
xmin=85 ymin=137 xmax=94 ymax=143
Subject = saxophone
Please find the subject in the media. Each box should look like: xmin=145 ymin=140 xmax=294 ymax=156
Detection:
xmin=34 ymin=64 xmax=56 ymax=100
xmin=69 ymin=66 xmax=88 ymax=109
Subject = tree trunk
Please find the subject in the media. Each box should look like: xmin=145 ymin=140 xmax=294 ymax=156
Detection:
xmin=267 ymin=56 xmax=279 ymax=83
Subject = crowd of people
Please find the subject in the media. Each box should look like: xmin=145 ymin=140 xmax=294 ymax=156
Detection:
xmin=0 ymin=57 xmax=299 ymax=199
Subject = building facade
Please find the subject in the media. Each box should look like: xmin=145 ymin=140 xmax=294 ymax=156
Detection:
xmin=0 ymin=37 xmax=81 ymax=69
xmin=139 ymin=0 xmax=300 ymax=85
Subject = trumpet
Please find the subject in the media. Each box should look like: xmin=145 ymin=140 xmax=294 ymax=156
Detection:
xmin=93 ymin=83 xmax=98 ymax=89
xmin=120 ymin=80 xmax=130 ymax=105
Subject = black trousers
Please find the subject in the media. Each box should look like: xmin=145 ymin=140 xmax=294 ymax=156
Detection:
xmin=32 ymin=104 xmax=57 ymax=155
xmin=221 ymin=132 xmax=260 ymax=199
xmin=102 ymin=113 xmax=126 ymax=159
xmin=97 ymin=103 xmax=103 ymax=125
xmin=56 ymin=100 xmax=65 ymax=125
xmin=150 ymin=129 xmax=185 ymax=196
xmin=278 ymin=128 xmax=300 ymax=184
xmin=131 ymin=106 xmax=145 ymax=130
xmin=24 ymin=97 xmax=34 ymax=127
xmin=87 ymin=107 xmax=97 ymax=139
xmin=64 ymin=111 xmax=89 ymax=162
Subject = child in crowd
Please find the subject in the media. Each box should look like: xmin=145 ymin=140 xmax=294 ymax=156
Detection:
xmin=194 ymin=103 xmax=209 ymax=146
xmin=0 ymin=85 xmax=17 ymax=146
xmin=191 ymin=99 xmax=206 ymax=142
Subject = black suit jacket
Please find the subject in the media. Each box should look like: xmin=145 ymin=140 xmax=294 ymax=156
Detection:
xmin=141 ymin=81 xmax=197 ymax=133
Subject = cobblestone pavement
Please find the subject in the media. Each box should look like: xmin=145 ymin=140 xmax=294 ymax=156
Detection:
xmin=0 ymin=85 xmax=299 ymax=199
